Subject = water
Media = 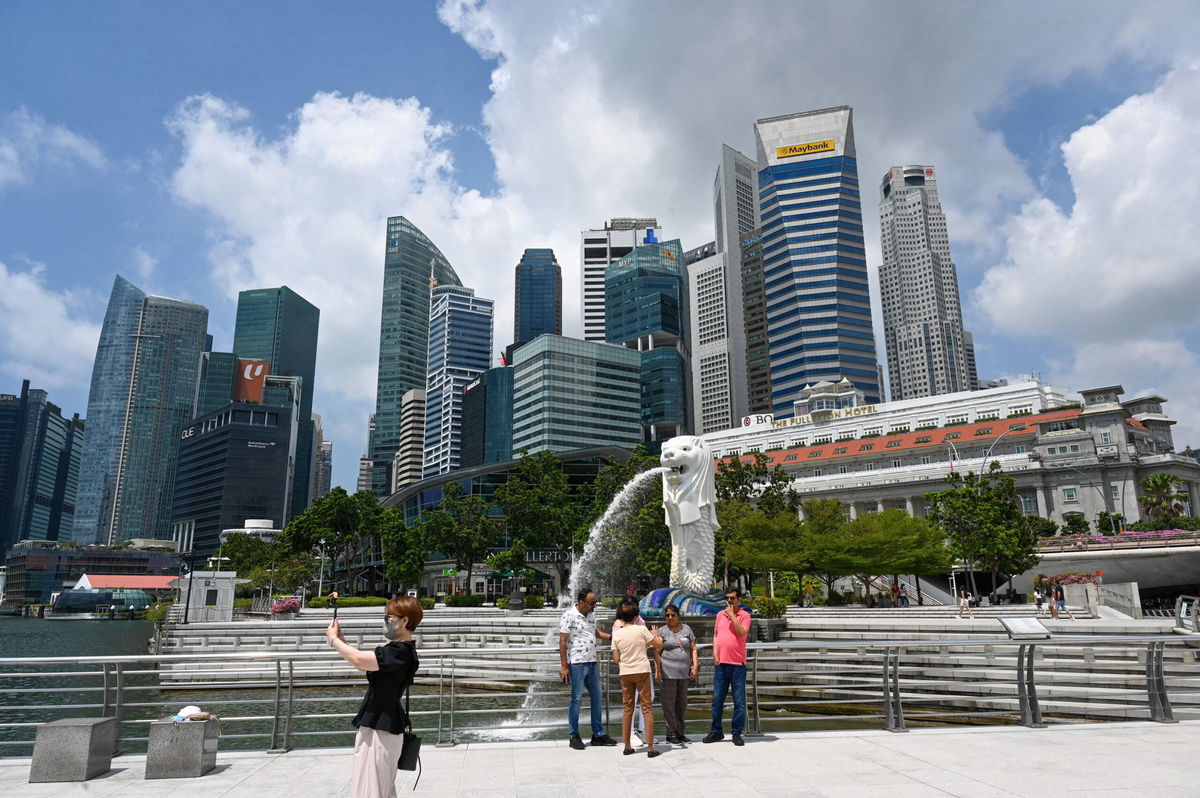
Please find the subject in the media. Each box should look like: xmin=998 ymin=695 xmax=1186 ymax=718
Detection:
xmin=565 ymin=466 xmax=667 ymax=605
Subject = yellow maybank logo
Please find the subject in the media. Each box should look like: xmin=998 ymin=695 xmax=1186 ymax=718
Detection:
xmin=776 ymin=139 xmax=836 ymax=159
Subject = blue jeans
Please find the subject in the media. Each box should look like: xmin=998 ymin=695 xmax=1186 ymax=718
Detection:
xmin=568 ymin=661 xmax=604 ymax=738
xmin=710 ymin=663 xmax=746 ymax=734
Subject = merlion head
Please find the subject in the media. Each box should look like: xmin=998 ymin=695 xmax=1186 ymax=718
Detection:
xmin=660 ymin=435 xmax=716 ymax=509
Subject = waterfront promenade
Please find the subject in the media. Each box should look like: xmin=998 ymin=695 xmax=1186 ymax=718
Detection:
xmin=2 ymin=721 xmax=1195 ymax=797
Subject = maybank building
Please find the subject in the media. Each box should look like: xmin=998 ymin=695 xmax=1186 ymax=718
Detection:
xmin=754 ymin=106 xmax=882 ymax=416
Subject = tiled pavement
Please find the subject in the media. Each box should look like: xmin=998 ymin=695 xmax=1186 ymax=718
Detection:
xmin=1 ymin=721 xmax=1196 ymax=797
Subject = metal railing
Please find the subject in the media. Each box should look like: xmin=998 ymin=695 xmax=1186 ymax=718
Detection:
xmin=1038 ymin=531 xmax=1200 ymax=553
xmin=1 ymin=634 xmax=1196 ymax=756
xmin=1176 ymin=596 xmax=1199 ymax=633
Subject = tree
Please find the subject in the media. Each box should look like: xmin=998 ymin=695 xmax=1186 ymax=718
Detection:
xmin=217 ymin=532 xmax=271 ymax=578
xmin=1061 ymin=513 xmax=1090 ymax=536
xmin=493 ymin=450 xmax=590 ymax=591
xmin=1139 ymin=473 xmax=1188 ymax=522
xmin=1094 ymin=511 xmax=1124 ymax=536
xmin=422 ymin=481 xmax=500 ymax=594
xmin=1027 ymin=516 xmax=1059 ymax=538
xmin=278 ymin=488 xmax=384 ymax=593
xmin=245 ymin=541 xmax=318 ymax=594
xmin=380 ymin=507 xmax=426 ymax=590
xmin=800 ymin=498 xmax=848 ymax=596
xmin=714 ymin=499 xmax=757 ymax=587
xmin=715 ymin=452 xmax=799 ymax=517
xmin=926 ymin=463 xmax=1041 ymax=600
xmin=724 ymin=509 xmax=806 ymax=588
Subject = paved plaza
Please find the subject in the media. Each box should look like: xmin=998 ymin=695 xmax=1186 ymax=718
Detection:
xmin=1 ymin=721 xmax=1196 ymax=797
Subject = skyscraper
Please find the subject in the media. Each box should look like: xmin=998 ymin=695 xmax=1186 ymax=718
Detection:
xmin=580 ymin=218 xmax=662 ymax=342
xmin=686 ymin=145 xmax=762 ymax=434
xmin=511 ymin=335 xmax=642 ymax=454
xmin=878 ymin=165 xmax=977 ymax=399
xmin=739 ymin=228 xmax=773 ymax=415
xmin=371 ymin=216 xmax=462 ymax=495
xmin=460 ymin=366 xmax=514 ymax=468
xmin=512 ymin=248 xmax=562 ymax=354
xmin=0 ymin=381 xmax=85 ymax=552
xmin=423 ymin=285 xmax=493 ymax=477
xmin=753 ymin=106 xmax=882 ymax=415
xmin=74 ymin=276 xmax=208 ymax=545
xmin=606 ymin=238 xmax=691 ymax=442
xmin=233 ymin=286 xmax=320 ymax=521
xmin=390 ymin=390 xmax=426 ymax=493
xmin=311 ymin=413 xmax=332 ymax=500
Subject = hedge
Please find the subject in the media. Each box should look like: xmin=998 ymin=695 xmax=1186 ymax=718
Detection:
xmin=751 ymin=596 xmax=787 ymax=618
xmin=444 ymin=594 xmax=486 ymax=607
xmin=496 ymin=595 xmax=546 ymax=610
xmin=307 ymin=595 xmax=390 ymax=608
xmin=420 ymin=598 xmax=435 ymax=610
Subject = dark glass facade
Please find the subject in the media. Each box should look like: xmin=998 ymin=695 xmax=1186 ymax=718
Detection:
xmin=460 ymin=367 xmax=513 ymax=468
xmin=0 ymin=381 xmax=85 ymax=553
xmin=74 ymin=276 xmax=209 ymax=545
xmin=171 ymin=400 xmax=296 ymax=557
xmin=195 ymin=351 xmax=237 ymax=417
xmin=604 ymin=239 xmax=691 ymax=441
xmin=740 ymin=227 xmax=773 ymax=414
xmin=233 ymin=286 xmax=319 ymax=521
xmin=371 ymin=217 xmax=462 ymax=495
xmin=513 ymin=248 xmax=562 ymax=352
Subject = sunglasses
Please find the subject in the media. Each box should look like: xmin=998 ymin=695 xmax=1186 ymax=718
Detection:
xmin=665 ymin=613 xmax=679 ymax=617
xmin=725 ymin=596 xmax=739 ymax=602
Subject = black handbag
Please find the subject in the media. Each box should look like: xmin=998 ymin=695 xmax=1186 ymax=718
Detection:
xmin=397 ymin=685 xmax=421 ymax=788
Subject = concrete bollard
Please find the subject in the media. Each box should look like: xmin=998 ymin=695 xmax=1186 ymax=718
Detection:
xmin=29 ymin=717 xmax=118 ymax=782
xmin=145 ymin=718 xmax=220 ymax=779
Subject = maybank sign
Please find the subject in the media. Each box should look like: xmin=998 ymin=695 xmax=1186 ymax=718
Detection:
xmin=776 ymin=139 xmax=836 ymax=159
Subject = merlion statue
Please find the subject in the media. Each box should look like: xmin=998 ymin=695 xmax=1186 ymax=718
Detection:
xmin=660 ymin=435 xmax=720 ymax=593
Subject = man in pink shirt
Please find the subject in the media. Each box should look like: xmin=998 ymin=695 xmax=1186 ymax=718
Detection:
xmin=703 ymin=586 xmax=751 ymax=746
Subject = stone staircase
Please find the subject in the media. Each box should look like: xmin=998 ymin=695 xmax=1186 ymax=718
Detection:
xmin=758 ymin=606 xmax=1200 ymax=723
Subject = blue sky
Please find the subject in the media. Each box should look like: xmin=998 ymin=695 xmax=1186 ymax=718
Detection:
xmin=2 ymin=1 xmax=1199 ymax=491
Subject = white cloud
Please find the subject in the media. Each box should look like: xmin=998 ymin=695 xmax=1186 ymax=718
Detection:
xmin=132 ymin=248 xmax=157 ymax=280
xmin=0 ymin=261 xmax=101 ymax=389
xmin=0 ymin=108 xmax=106 ymax=191
xmin=977 ymin=63 xmax=1200 ymax=341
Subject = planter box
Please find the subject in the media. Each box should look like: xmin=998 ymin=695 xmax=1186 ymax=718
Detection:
xmin=270 ymin=612 xmax=297 ymax=621
xmin=755 ymin=617 xmax=785 ymax=642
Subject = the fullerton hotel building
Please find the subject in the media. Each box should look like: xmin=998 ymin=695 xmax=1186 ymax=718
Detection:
xmin=703 ymin=379 xmax=1200 ymax=527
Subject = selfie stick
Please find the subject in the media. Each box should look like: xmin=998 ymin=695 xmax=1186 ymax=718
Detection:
xmin=330 ymin=590 xmax=339 ymax=619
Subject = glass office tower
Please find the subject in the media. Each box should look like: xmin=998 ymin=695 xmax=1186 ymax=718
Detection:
xmin=423 ymin=285 xmax=493 ymax=477
xmin=753 ymin=106 xmax=882 ymax=415
xmin=460 ymin=366 xmax=514 ymax=468
xmin=605 ymin=239 xmax=691 ymax=442
xmin=371 ymin=216 xmax=462 ymax=495
xmin=74 ymin=276 xmax=209 ymax=545
xmin=513 ymin=248 xmax=562 ymax=351
xmin=233 ymin=286 xmax=319 ymax=520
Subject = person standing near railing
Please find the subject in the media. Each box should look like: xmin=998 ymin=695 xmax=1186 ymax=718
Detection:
xmin=325 ymin=597 xmax=422 ymax=798
xmin=654 ymin=603 xmax=698 ymax=744
xmin=559 ymin=587 xmax=619 ymax=750
xmin=612 ymin=601 xmax=664 ymax=757
xmin=704 ymin=586 xmax=751 ymax=746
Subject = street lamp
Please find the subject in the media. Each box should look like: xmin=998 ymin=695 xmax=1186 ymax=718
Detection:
xmin=317 ymin=537 xmax=326 ymax=597
xmin=1057 ymin=463 xmax=1119 ymax=535
xmin=983 ymin=423 xmax=1028 ymax=464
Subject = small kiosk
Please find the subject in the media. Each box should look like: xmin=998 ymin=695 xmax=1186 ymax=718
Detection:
xmin=170 ymin=571 xmax=246 ymax=623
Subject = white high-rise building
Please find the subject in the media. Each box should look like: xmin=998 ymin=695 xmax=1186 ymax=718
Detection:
xmin=580 ymin=218 xmax=662 ymax=342
xmin=878 ymin=165 xmax=977 ymax=400
xmin=688 ymin=145 xmax=761 ymax=434
xmin=392 ymin=389 xmax=426 ymax=493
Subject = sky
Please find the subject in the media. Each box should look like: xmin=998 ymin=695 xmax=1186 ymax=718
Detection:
xmin=2 ymin=1 xmax=1199 ymax=491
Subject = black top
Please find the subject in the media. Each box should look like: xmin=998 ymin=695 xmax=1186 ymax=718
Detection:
xmin=351 ymin=640 xmax=419 ymax=734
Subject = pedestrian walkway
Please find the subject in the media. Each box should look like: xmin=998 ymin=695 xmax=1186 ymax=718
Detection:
xmin=2 ymin=721 xmax=1195 ymax=797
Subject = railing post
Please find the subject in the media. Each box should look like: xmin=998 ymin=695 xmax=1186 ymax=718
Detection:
xmin=1016 ymin=644 xmax=1045 ymax=727
xmin=113 ymin=663 xmax=125 ymax=755
xmin=602 ymin=654 xmax=611 ymax=735
xmin=282 ymin=659 xmax=295 ymax=751
xmin=436 ymin=657 xmax=445 ymax=746
xmin=436 ymin=656 xmax=456 ymax=748
xmin=268 ymin=659 xmax=283 ymax=752
xmin=101 ymin=663 xmax=111 ymax=717
xmin=882 ymin=647 xmax=906 ymax=732
xmin=1145 ymin=642 xmax=1178 ymax=723
xmin=750 ymin=648 xmax=762 ymax=736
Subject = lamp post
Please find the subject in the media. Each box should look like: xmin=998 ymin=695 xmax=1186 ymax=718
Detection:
xmin=317 ymin=538 xmax=326 ymax=597
xmin=983 ymin=423 xmax=1028 ymax=464
xmin=1058 ymin=464 xmax=1119 ymax=535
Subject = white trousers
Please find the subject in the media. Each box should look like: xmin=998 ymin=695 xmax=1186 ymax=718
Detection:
xmin=352 ymin=725 xmax=405 ymax=798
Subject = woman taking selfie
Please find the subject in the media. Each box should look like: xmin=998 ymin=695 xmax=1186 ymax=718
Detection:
xmin=326 ymin=596 xmax=422 ymax=798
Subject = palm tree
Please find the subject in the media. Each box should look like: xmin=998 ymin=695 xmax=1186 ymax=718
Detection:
xmin=1138 ymin=473 xmax=1188 ymax=523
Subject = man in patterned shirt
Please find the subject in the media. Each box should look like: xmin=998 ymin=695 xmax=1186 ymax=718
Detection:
xmin=559 ymin=586 xmax=618 ymax=750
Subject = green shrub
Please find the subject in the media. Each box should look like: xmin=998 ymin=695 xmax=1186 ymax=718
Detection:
xmin=600 ymin=597 xmax=622 ymax=609
xmin=444 ymin=594 xmax=486 ymax=607
xmin=233 ymin=598 xmax=252 ymax=609
xmin=307 ymin=595 xmax=391 ymax=608
xmin=751 ymin=596 xmax=787 ymax=618
xmin=144 ymin=603 xmax=171 ymax=624
xmin=496 ymin=597 xmax=510 ymax=609
xmin=523 ymin=595 xmax=545 ymax=609
xmin=419 ymin=598 xmax=435 ymax=610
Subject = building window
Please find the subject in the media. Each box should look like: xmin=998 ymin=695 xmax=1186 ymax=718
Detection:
xmin=886 ymin=440 xmax=902 ymax=448
xmin=1020 ymin=494 xmax=1036 ymax=515
xmin=813 ymin=469 xmax=822 ymax=477
xmin=838 ymin=466 xmax=848 ymax=474
xmin=1111 ymin=485 xmax=1120 ymax=501
xmin=892 ymin=459 xmax=902 ymax=468
xmin=834 ymin=447 xmax=848 ymax=454
xmin=783 ymin=454 xmax=798 ymax=461
xmin=865 ymin=463 xmax=875 ymax=470
xmin=1070 ymin=444 xmax=1080 ymax=452
xmin=945 ymin=432 xmax=960 ymax=440
xmin=1100 ymin=430 xmax=1112 ymax=444
xmin=920 ymin=456 xmax=931 ymax=465
xmin=1063 ymin=487 xmax=1078 ymax=503
xmin=859 ymin=443 xmax=874 ymax=451
xmin=808 ymin=451 xmax=822 ymax=458
xmin=1014 ymin=445 xmax=1026 ymax=454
